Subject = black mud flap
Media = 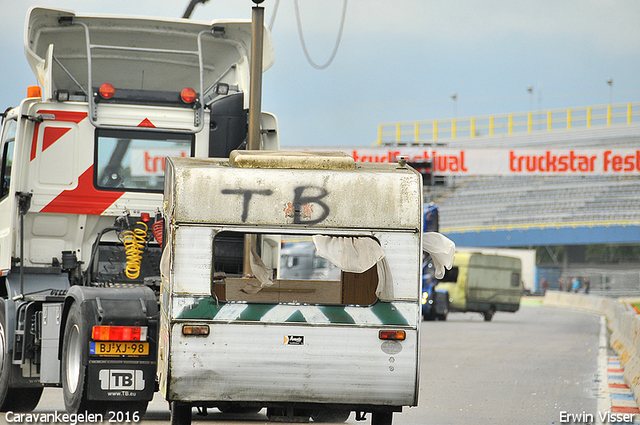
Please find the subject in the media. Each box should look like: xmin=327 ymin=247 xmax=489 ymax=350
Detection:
xmin=86 ymin=361 xmax=155 ymax=401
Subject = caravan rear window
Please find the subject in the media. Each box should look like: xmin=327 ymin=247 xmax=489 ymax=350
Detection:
xmin=95 ymin=129 xmax=193 ymax=192
xmin=211 ymin=232 xmax=384 ymax=306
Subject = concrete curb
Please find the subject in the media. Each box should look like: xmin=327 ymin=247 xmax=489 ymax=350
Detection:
xmin=543 ymin=292 xmax=640 ymax=406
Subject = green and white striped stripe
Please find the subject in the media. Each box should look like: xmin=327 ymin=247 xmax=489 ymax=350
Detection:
xmin=175 ymin=297 xmax=418 ymax=327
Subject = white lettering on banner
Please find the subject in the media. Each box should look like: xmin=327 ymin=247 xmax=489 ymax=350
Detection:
xmin=130 ymin=148 xmax=188 ymax=177
xmin=98 ymin=369 xmax=145 ymax=391
xmin=299 ymin=148 xmax=640 ymax=176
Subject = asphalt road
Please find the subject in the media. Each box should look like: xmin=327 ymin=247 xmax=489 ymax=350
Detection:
xmin=2 ymin=302 xmax=602 ymax=425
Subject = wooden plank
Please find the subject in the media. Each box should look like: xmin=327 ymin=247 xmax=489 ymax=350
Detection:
xmin=341 ymin=265 xmax=378 ymax=305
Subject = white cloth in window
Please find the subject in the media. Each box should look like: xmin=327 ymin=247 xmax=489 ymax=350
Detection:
xmin=312 ymin=235 xmax=394 ymax=301
xmin=422 ymin=232 xmax=455 ymax=279
xmin=241 ymin=245 xmax=275 ymax=294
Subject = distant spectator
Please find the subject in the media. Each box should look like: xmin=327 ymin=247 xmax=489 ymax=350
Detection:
xmin=557 ymin=277 xmax=564 ymax=292
xmin=566 ymin=278 xmax=572 ymax=292
xmin=540 ymin=278 xmax=549 ymax=294
xmin=583 ymin=277 xmax=590 ymax=295
xmin=572 ymin=278 xmax=580 ymax=293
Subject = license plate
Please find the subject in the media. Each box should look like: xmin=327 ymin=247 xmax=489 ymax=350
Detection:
xmin=90 ymin=342 xmax=149 ymax=356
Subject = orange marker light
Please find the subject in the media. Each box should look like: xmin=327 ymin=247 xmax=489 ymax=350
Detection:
xmin=98 ymin=83 xmax=115 ymax=99
xmin=379 ymin=330 xmax=406 ymax=341
xmin=182 ymin=325 xmax=210 ymax=336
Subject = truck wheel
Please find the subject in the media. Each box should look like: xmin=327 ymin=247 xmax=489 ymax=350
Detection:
xmin=437 ymin=300 xmax=449 ymax=321
xmin=62 ymin=302 xmax=99 ymax=413
xmin=371 ymin=411 xmax=393 ymax=425
xmin=311 ymin=409 xmax=351 ymax=422
xmin=422 ymin=308 xmax=436 ymax=321
xmin=0 ymin=299 xmax=43 ymax=412
xmin=170 ymin=402 xmax=192 ymax=425
xmin=483 ymin=308 xmax=495 ymax=322
xmin=0 ymin=298 xmax=12 ymax=410
xmin=1 ymin=388 xmax=44 ymax=412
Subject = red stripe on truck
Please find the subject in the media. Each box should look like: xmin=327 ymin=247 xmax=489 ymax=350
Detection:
xmin=30 ymin=111 xmax=88 ymax=162
xmin=37 ymin=110 xmax=88 ymax=124
xmin=30 ymin=122 xmax=41 ymax=161
xmin=42 ymin=127 xmax=72 ymax=152
xmin=41 ymin=166 xmax=124 ymax=215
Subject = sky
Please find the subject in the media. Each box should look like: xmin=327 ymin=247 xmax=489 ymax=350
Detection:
xmin=1 ymin=0 xmax=639 ymax=147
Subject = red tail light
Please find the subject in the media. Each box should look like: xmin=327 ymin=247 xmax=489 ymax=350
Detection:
xmin=180 ymin=87 xmax=197 ymax=103
xmin=92 ymin=326 xmax=147 ymax=341
xmin=379 ymin=330 xmax=406 ymax=341
xmin=98 ymin=83 xmax=115 ymax=99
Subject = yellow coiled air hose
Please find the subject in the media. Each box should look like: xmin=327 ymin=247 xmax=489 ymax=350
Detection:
xmin=122 ymin=222 xmax=148 ymax=280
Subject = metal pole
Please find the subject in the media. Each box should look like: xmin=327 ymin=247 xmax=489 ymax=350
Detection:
xmin=244 ymin=1 xmax=265 ymax=277
xmin=247 ymin=4 xmax=264 ymax=151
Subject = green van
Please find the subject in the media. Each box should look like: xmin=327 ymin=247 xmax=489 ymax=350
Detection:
xmin=437 ymin=252 xmax=522 ymax=321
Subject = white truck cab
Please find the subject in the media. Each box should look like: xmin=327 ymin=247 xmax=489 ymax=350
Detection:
xmin=0 ymin=6 xmax=276 ymax=415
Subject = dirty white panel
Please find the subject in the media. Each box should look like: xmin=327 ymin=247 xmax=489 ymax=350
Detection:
xmin=377 ymin=232 xmax=421 ymax=301
xmin=166 ymin=157 xmax=422 ymax=231
xmin=29 ymin=238 xmax=65 ymax=264
xmin=168 ymin=324 xmax=418 ymax=406
xmin=172 ymin=226 xmax=214 ymax=295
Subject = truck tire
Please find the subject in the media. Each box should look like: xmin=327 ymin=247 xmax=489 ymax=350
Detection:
xmin=62 ymin=302 xmax=100 ymax=413
xmin=483 ymin=307 xmax=495 ymax=322
xmin=311 ymin=408 xmax=351 ymax=422
xmin=371 ymin=411 xmax=393 ymax=425
xmin=170 ymin=402 xmax=192 ymax=425
xmin=437 ymin=297 xmax=449 ymax=321
xmin=422 ymin=310 xmax=435 ymax=321
xmin=0 ymin=299 xmax=43 ymax=412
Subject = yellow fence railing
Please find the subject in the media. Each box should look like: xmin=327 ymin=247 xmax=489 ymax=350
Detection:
xmin=377 ymin=102 xmax=640 ymax=145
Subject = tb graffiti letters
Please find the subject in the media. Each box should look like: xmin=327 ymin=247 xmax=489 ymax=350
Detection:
xmin=221 ymin=186 xmax=330 ymax=224
xmin=291 ymin=186 xmax=329 ymax=224
xmin=221 ymin=189 xmax=274 ymax=222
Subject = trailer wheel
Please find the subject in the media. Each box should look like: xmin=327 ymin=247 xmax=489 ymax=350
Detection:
xmin=170 ymin=402 xmax=192 ymax=425
xmin=62 ymin=302 xmax=100 ymax=413
xmin=483 ymin=307 xmax=495 ymax=322
xmin=371 ymin=411 xmax=393 ymax=425
xmin=311 ymin=409 xmax=351 ymax=422
xmin=0 ymin=299 xmax=43 ymax=412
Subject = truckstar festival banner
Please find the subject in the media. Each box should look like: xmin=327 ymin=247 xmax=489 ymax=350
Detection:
xmin=305 ymin=148 xmax=640 ymax=176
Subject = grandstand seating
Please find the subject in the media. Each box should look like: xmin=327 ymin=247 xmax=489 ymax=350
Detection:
xmin=428 ymin=175 xmax=640 ymax=232
xmin=379 ymin=104 xmax=640 ymax=295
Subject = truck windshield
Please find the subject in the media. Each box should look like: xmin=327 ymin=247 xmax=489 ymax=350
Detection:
xmin=95 ymin=129 xmax=193 ymax=192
